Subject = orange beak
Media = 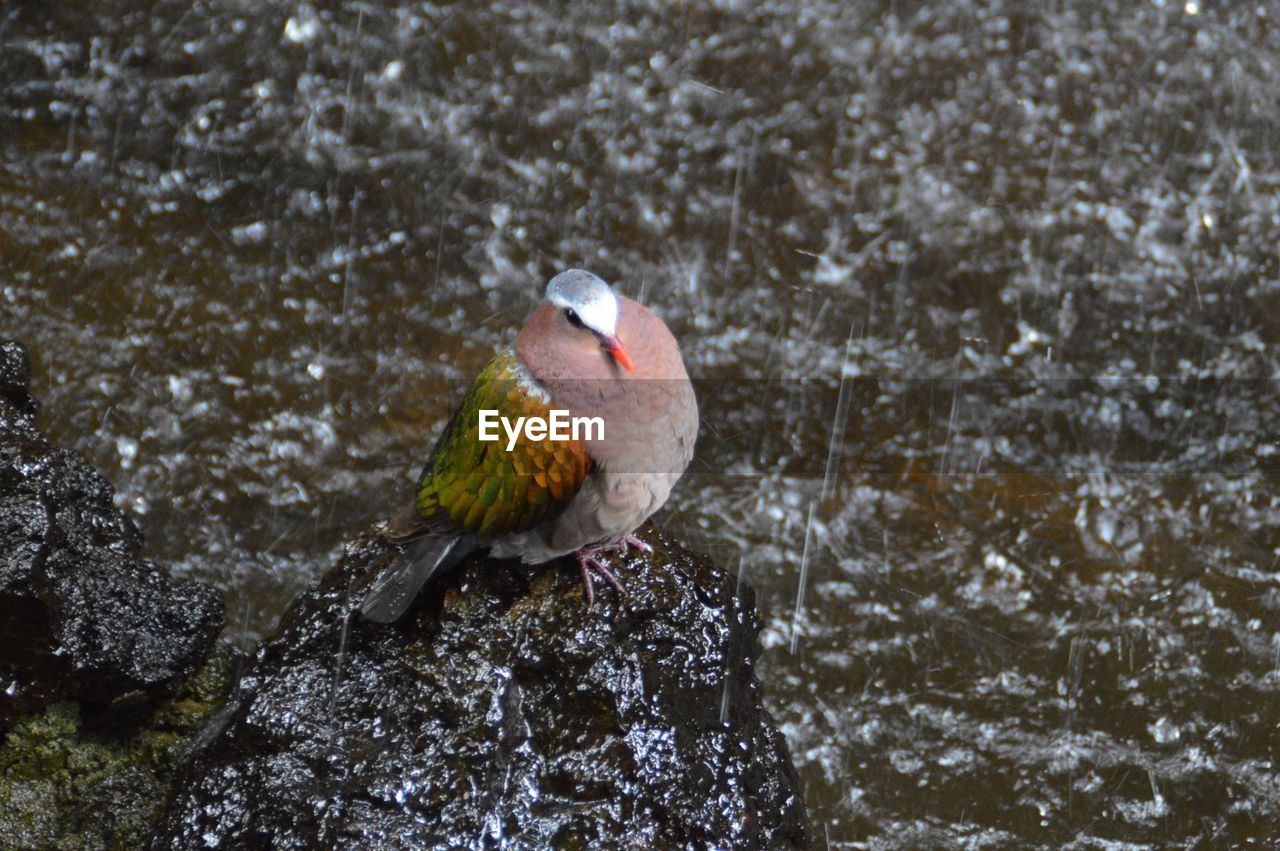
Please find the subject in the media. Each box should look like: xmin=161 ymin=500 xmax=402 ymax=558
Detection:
xmin=602 ymin=335 xmax=636 ymax=373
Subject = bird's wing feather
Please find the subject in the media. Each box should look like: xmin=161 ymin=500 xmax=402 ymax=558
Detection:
xmin=382 ymin=502 xmax=434 ymax=543
xmin=361 ymin=350 xmax=593 ymax=622
xmin=413 ymin=348 xmax=593 ymax=538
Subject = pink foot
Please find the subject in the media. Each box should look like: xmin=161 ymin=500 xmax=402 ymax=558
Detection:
xmin=574 ymin=545 xmax=627 ymax=606
xmin=619 ymin=533 xmax=653 ymax=554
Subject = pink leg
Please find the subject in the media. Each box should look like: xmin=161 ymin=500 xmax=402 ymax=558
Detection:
xmin=574 ymin=545 xmax=628 ymax=606
xmin=587 ymin=534 xmax=652 ymax=557
xmin=619 ymin=533 xmax=652 ymax=554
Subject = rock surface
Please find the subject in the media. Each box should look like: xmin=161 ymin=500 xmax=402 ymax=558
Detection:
xmin=0 ymin=340 xmax=225 ymax=729
xmin=0 ymin=342 xmax=38 ymax=421
xmin=156 ymin=527 xmax=808 ymax=849
xmin=0 ymin=644 xmax=239 ymax=851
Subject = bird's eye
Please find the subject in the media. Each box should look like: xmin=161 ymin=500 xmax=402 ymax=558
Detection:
xmin=564 ymin=308 xmax=586 ymax=329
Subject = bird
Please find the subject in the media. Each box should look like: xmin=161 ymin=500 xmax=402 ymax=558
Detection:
xmin=359 ymin=269 xmax=698 ymax=623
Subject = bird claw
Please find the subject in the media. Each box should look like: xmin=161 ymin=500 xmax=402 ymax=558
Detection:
xmin=572 ymin=534 xmax=652 ymax=605
xmin=574 ymin=547 xmax=627 ymax=607
xmin=619 ymin=533 xmax=653 ymax=554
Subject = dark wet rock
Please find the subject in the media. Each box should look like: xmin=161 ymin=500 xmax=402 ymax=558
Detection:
xmin=0 ymin=643 xmax=241 ymax=851
xmin=0 ymin=341 xmax=37 ymax=421
xmin=0 ymin=340 xmax=225 ymax=729
xmin=156 ymin=527 xmax=808 ymax=849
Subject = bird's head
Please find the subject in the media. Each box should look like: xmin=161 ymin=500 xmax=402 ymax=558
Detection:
xmin=544 ymin=269 xmax=635 ymax=373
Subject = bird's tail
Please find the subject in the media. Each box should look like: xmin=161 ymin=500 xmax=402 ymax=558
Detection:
xmin=359 ymin=534 xmax=469 ymax=623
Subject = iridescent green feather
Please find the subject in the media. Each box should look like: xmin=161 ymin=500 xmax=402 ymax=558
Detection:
xmin=414 ymin=349 xmax=592 ymax=537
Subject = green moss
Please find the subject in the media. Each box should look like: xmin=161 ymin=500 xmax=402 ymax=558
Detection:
xmin=0 ymin=642 xmax=239 ymax=851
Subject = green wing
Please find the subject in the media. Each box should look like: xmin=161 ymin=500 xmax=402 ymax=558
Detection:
xmin=414 ymin=349 xmax=592 ymax=537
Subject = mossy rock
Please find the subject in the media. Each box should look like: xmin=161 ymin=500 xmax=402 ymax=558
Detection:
xmin=0 ymin=642 xmax=239 ymax=851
